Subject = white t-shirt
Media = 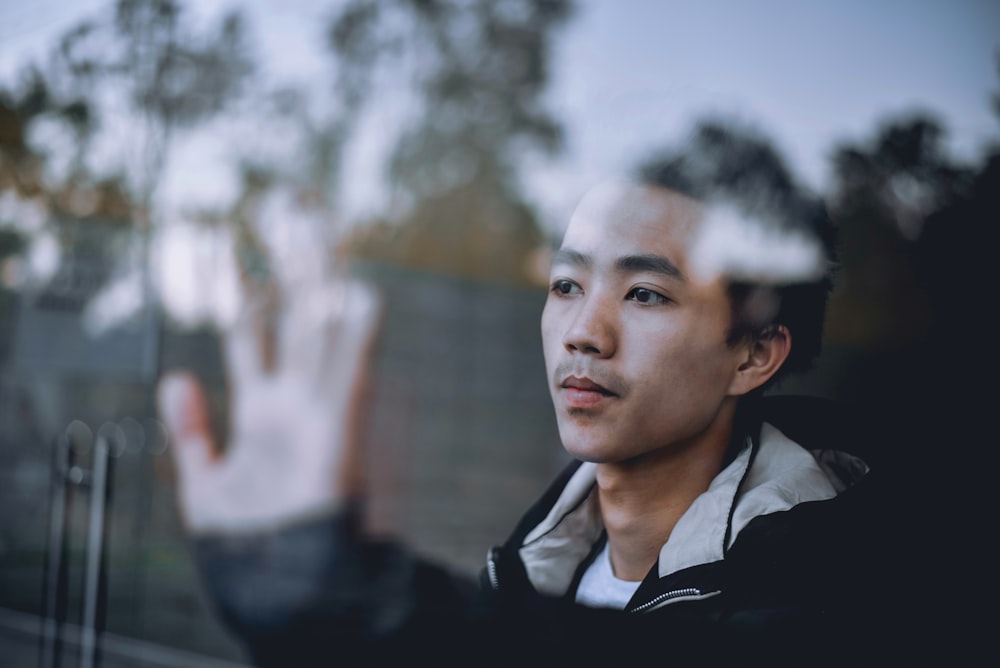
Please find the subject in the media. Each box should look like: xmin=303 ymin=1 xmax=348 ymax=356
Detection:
xmin=574 ymin=541 xmax=641 ymax=609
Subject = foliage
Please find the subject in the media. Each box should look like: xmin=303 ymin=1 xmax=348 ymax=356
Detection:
xmin=328 ymin=0 xmax=571 ymax=198
xmin=49 ymin=0 xmax=254 ymax=209
xmin=0 ymin=65 xmax=134 ymax=315
xmin=0 ymin=0 xmax=259 ymax=341
xmin=825 ymin=113 xmax=980 ymax=348
xmin=329 ymin=0 xmax=575 ymax=286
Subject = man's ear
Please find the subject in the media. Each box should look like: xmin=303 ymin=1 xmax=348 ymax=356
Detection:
xmin=728 ymin=325 xmax=791 ymax=396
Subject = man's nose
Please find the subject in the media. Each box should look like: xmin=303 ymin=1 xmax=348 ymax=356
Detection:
xmin=563 ymin=294 xmax=616 ymax=358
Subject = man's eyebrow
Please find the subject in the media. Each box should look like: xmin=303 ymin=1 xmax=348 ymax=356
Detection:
xmin=550 ymin=248 xmax=590 ymax=268
xmin=617 ymin=254 xmax=686 ymax=281
xmin=550 ymin=249 xmax=686 ymax=282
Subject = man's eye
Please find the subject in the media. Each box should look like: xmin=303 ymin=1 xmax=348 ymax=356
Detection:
xmin=551 ymin=279 xmax=580 ymax=296
xmin=627 ymin=287 xmax=669 ymax=305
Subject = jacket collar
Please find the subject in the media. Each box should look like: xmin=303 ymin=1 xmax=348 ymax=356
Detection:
xmin=515 ymin=422 xmax=862 ymax=597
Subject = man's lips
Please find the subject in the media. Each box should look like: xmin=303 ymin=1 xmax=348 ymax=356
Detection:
xmin=561 ymin=376 xmax=616 ymax=395
xmin=559 ymin=375 xmax=618 ymax=409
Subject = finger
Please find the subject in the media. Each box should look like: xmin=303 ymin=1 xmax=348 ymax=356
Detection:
xmin=329 ymin=280 xmax=383 ymax=497
xmin=157 ymin=371 xmax=220 ymax=483
xmin=279 ymin=280 xmax=346 ymax=383
xmin=224 ymin=286 xmax=279 ymax=383
xmin=316 ymin=279 xmax=381 ymax=393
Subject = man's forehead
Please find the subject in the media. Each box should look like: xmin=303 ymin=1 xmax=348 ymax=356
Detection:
xmin=562 ymin=179 xmax=828 ymax=285
xmin=562 ymin=179 xmax=702 ymax=247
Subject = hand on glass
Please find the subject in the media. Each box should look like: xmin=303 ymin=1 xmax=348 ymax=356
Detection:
xmin=157 ymin=278 xmax=381 ymax=534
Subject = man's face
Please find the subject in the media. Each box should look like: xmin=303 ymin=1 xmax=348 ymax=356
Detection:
xmin=541 ymin=181 xmax=748 ymax=464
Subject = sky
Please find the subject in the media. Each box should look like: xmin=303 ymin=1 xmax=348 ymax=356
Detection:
xmin=1 ymin=0 xmax=998 ymax=233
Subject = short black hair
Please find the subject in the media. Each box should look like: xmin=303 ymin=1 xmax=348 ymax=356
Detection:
xmin=636 ymin=120 xmax=838 ymax=391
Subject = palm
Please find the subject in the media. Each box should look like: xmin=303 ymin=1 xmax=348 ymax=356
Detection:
xmin=160 ymin=280 xmax=380 ymax=534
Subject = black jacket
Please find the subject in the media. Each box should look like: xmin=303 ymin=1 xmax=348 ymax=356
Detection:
xmin=193 ymin=396 xmax=895 ymax=667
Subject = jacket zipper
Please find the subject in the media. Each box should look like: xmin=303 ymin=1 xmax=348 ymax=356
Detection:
xmin=628 ymin=587 xmax=702 ymax=613
xmin=487 ymin=548 xmax=500 ymax=590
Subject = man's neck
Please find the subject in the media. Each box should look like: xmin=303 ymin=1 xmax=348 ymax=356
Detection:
xmin=595 ymin=405 xmax=739 ymax=582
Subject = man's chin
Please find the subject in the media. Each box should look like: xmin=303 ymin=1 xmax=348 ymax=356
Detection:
xmin=560 ymin=438 xmax=619 ymax=464
xmin=557 ymin=419 xmax=632 ymax=463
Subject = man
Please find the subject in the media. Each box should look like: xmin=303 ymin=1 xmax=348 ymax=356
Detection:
xmin=158 ymin=126 xmax=883 ymax=666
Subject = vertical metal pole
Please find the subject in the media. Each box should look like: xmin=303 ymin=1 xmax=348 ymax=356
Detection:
xmin=40 ymin=434 xmax=71 ymax=668
xmin=80 ymin=435 xmax=109 ymax=668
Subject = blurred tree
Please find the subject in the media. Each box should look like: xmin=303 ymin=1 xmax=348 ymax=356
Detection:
xmin=50 ymin=0 xmax=254 ymax=217
xmin=818 ymin=57 xmax=998 ymax=508
xmin=27 ymin=0 xmax=255 ymax=337
xmin=329 ymin=0 xmax=575 ymax=287
xmin=636 ymin=119 xmax=807 ymax=206
xmin=0 ymin=71 xmax=52 ymax=202
xmin=0 ymin=68 xmax=133 ymax=324
xmin=0 ymin=67 xmax=131 ymax=218
xmin=911 ymin=54 xmax=999 ymax=381
xmin=824 ymin=113 xmax=974 ymax=350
